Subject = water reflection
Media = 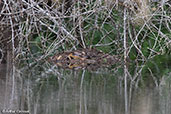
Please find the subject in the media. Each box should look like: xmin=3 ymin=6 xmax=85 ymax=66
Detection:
xmin=0 ymin=63 xmax=171 ymax=114
xmin=0 ymin=63 xmax=27 ymax=111
xmin=29 ymin=68 xmax=125 ymax=114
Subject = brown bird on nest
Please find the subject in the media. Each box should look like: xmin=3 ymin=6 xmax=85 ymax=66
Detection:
xmin=49 ymin=48 xmax=120 ymax=69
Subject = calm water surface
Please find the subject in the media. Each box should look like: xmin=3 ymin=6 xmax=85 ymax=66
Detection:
xmin=0 ymin=62 xmax=171 ymax=114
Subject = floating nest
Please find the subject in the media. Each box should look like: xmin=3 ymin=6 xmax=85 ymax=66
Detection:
xmin=48 ymin=48 xmax=120 ymax=70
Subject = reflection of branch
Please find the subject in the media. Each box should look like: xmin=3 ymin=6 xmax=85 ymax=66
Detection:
xmin=79 ymin=69 xmax=85 ymax=114
xmin=0 ymin=48 xmax=4 ymax=63
xmin=148 ymin=68 xmax=159 ymax=87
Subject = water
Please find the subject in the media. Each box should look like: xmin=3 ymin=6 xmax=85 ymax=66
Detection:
xmin=0 ymin=61 xmax=171 ymax=114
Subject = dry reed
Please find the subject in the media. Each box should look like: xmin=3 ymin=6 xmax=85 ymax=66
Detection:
xmin=0 ymin=0 xmax=170 ymax=65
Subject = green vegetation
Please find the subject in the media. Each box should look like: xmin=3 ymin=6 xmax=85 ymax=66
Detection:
xmin=0 ymin=0 xmax=170 ymax=77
